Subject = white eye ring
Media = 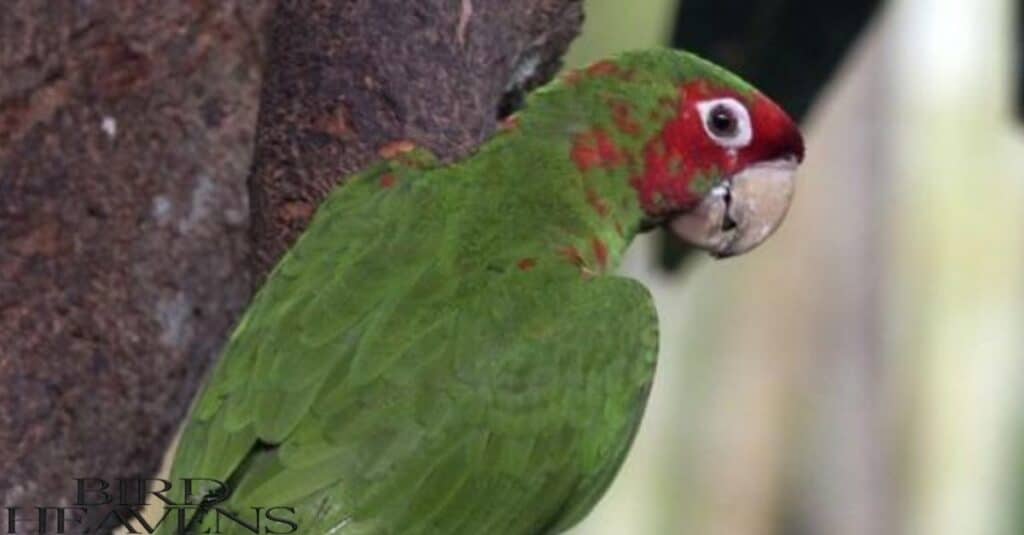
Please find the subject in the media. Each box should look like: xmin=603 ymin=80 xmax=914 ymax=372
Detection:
xmin=697 ymin=98 xmax=753 ymax=149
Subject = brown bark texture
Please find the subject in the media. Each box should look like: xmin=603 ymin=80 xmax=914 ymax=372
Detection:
xmin=0 ymin=0 xmax=581 ymax=531
xmin=249 ymin=0 xmax=583 ymax=280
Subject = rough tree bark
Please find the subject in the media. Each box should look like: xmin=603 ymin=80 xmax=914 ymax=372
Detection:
xmin=249 ymin=0 xmax=583 ymax=281
xmin=0 ymin=1 xmax=582 ymax=531
xmin=0 ymin=3 xmax=272 ymax=530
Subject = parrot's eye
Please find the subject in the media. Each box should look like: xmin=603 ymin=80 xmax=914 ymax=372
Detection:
xmin=697 ymin=98 xmax=753 ymax=149
xmin=708 ymin=107 xmax=738 ymax=136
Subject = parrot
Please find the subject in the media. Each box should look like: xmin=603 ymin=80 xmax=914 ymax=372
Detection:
xmin=156 ymin=48 xmax=804 ymax=535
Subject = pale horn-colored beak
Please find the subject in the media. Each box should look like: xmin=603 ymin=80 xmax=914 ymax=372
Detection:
xmin=670 ymin=156 xmax=799 ymax=258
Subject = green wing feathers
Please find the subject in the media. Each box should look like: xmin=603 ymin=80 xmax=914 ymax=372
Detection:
xmin=162 ymin=152 xmax=659 ymax=534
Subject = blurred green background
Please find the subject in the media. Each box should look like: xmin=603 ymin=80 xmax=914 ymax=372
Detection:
xmin=567 ymin=0 xmax=1024 ymax=534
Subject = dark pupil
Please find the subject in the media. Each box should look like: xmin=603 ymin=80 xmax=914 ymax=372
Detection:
xmin=708 ymin=106 xmax=738 ymax=137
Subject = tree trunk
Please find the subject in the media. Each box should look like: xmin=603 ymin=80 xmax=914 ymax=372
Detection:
xmin=249 ymin=0 xmax=583 ymax=281
xmin=0 ymin=3 xmax=271 ymax=530
xmin=0 ymin=1 xmax=581 ymax=532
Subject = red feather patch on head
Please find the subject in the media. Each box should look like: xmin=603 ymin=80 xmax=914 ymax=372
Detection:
xmin=630 ymin=81 xmax=803 ymax=216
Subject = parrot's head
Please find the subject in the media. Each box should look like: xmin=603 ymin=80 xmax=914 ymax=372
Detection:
xmin=609 ymin=50 xmax=805 ymax=258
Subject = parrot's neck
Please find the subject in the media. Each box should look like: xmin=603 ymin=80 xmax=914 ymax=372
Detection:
xmin=545 ymin=158 xmax=647 ymax=278
xmin=499 ymin=70 xmax=680 ymax=277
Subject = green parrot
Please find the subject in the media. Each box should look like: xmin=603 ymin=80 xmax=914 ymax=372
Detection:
xmin=157 ymin=49 xmax=804 ymax=534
